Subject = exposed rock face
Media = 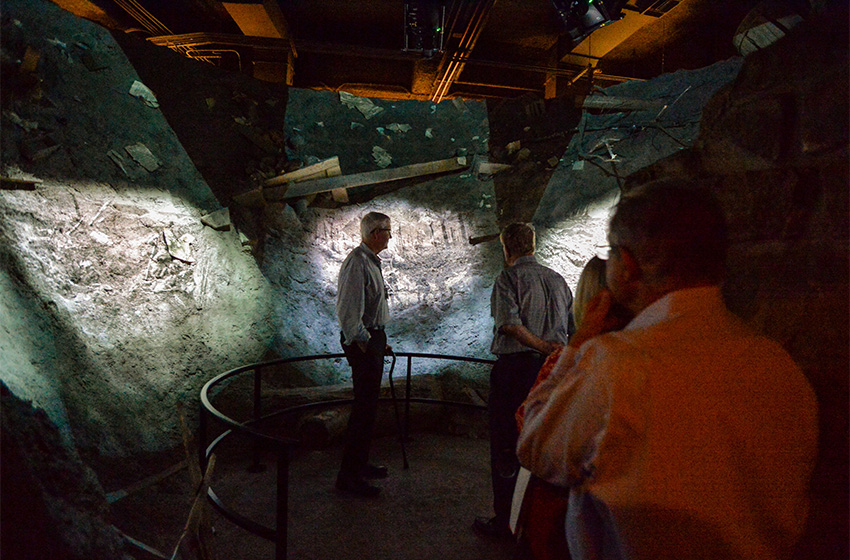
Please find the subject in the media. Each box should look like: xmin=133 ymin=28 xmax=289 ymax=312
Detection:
xmin=3 ymin=0 xmax=845 ymax=558
xmin=0 ymin=0 xmax=275 ymax=461
xmin=0 ymin=179 xmax=275 ymax=456
xmin=535 ymin=58 xmax=744 ymax=227
xmin=261 ymin=89 xmax=616 ymax=381
xmin=1 ymin=384 xmax=128 ymax=560
xmin=262 ymin=93 xmax=505 ymax=378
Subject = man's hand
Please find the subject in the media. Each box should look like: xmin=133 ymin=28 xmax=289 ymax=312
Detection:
xmin=384 ymin=344 xmax=394 ymax=355
xmin=501 ymin=324 xmax=563 ymax=356
xmin=568 ymin=289 xmax=633 ymax=349
xmin=541 ymin=341 xmax=564 ymax=355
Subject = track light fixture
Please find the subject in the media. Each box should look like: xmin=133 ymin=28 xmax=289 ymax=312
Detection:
xmin=551 ymin=0 xmax=626 ymax=46
xmin=404 ymin=0 xmax=446 ymax=58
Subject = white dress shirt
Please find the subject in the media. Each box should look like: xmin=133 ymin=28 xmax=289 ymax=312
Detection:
xmin=518 ymin=286 xmax=818 ymax=560
xmin=336 ymin=243 xmax=389 ymax=346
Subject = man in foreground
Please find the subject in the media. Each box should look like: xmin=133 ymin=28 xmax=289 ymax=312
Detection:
xmin=475 ymin=222 xmax=574 ymax=538
xmin=336 ymin=211 xmax=393 ymax=498
xmin=518 ymin=182 xmax=818 ymax=559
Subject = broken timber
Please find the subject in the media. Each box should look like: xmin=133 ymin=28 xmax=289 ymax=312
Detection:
xmin=264 ymin=156 xmax=469 ymax=201
xmin=0 ymin=176 xmax=40 ymax=190
xmin=265 ymin=155 xmax=340 ymax=186
xmin=579 ymin=96 xmax=666 ymax=112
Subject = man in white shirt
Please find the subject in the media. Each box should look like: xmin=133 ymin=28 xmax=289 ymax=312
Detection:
xmin=336 ymin=211 xmax=393 ymax=498
xmin=518 ymin=182 xmax=818 ymax=559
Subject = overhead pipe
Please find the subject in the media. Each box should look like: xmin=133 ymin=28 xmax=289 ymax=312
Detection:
xmin=431 ymin=0 xmax=496 ymax=103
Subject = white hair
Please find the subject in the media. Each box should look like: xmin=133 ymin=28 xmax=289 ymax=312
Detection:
xmin=360 ymin=212 xmax=390 ymax=240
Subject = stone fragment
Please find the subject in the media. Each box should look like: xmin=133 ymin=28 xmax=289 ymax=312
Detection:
xmin=128 ymin=80 xmax=159 ymax=108
xmin=125 ymin=143 xmax=160 ymax=172
xmin=387 ymin=123 xmax=412 ymax=133
xmin=372 ymin=146 xmax=392 ymax=168
xmin=200 ymin=208 xmax=231 ymax=231
xmin=163 ymin=229 xmax=195 ymax=264
xmin=339 ymin=91 xmax=383 ymax=119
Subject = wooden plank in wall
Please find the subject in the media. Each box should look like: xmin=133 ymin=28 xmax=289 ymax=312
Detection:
xmin=232 ymin=157 xmax=342 ymax=207
xmin=264 ymin=156 xmax=341 ymax=186
xmin=265 ymin=156 xmax=469 ymax=201
xmin=579 ymin=96 xmax=665 ymax=112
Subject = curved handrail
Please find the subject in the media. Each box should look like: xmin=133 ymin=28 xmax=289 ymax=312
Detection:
xmin=199 ymin=351 xmax=493 ymax=444
xmin=198 ymin=351 xmax=494 ymax=560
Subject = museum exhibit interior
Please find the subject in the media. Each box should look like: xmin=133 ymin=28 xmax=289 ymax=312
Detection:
xmin=0 ymin=0 xmax=847 ymax=558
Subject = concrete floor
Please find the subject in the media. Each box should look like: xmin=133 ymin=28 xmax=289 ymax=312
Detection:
xmin=211 ymin=432 xmax=517 ymax=560
xmin=113 ymin=428 xmax=518 ymax=560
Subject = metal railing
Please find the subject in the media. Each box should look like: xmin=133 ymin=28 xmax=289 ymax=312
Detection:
xmin=198 ymin=352 xmax=494 ymax=559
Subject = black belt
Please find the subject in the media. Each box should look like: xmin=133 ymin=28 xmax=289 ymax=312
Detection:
xmin=498 ymin=351 xmax=543 ymax=358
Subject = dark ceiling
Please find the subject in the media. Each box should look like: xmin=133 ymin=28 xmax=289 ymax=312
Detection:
xmin=53 ymin=0 xmax=769 ymax=101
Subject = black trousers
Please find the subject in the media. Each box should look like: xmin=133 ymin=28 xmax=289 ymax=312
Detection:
xmin=488 ymin=352 xmax=545 ymax=525
xmin=338 ymin=329 xmax=387 ymax=478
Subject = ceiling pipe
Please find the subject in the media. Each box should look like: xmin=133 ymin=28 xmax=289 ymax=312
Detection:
xmin=113 ymin=0 xmax=171 ymax=36
xmin=431 ymin=0 xmax=496 ymax=103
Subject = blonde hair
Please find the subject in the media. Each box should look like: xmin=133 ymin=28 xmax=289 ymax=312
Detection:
xmin=573 ymin=256 xmax=607 ymax=328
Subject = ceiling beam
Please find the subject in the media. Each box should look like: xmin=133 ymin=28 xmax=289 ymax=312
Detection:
xmin=221 ymin=1 xmax=296 ymax=83
xmin=222 ymin=1 xmax=295 ymax=50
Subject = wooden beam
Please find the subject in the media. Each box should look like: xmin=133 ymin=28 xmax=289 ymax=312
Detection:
xmin=265 ymin=157 xmax=469 ymax=200
xmin=222 ymin=1 xmax=297 ymax=55
xmin=106 ymin=460 xmax=188 ymax=504
xmin=0 ymin=176 xmax=40 ymax=190
xmin=579 ymin=96 xmax=665 ymax=112
xmin=468 ymin=232 xmax=500 ymax=246
xmin=264 ymin=156 xmax=340 ymax=187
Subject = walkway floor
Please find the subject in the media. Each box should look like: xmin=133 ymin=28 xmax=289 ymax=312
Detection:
xmin=113 ymin=431 xmax=518 ymax=560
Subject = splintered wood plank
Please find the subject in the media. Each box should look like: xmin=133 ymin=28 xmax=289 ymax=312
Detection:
xmin=0 ymin=176 xmax=40 ymax=190
xmin=266 ymin=156 xmax=469 ymax=200
xmin=264 ymin=156 xmax=341 ymax=187
xmin=579 ymin=96 xmax=665 ymax=111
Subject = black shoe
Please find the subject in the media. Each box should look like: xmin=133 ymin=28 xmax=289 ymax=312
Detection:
xmin=361 ymin=464 xmax=388 ymax=479
xmin=335 ymin=475 xmax=381 ymax=498
xmin=473 ymin=516 xmax=512 ymax=539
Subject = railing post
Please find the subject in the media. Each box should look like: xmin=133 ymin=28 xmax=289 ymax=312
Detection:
xmin=404 ymin=355 xmax=413 ymax=443
xmin=275 ymin=443 xmax=290 ymax=560
xmin=248 ymin=366 xmax=266 ymax=472
xmin=198 ymin=400 xmax=208 ymax=471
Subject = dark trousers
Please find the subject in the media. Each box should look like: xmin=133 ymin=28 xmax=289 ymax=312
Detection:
xmin=489 ymin=352 xmax=545 ymax=525
xmin=338 ymin=329 xmax=386 ymax=479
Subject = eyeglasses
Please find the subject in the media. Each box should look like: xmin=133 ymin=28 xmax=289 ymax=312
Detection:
xmin=372 ymin=227 xmax=392 ymax=234
xmin=596 ymin=244 xmax=621 ymax=259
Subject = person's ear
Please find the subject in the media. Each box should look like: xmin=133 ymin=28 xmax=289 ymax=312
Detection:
xmin=619 ymin=247 xmax=642 ymax=282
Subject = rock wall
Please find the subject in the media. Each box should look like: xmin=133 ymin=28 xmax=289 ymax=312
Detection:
xmin=263 ymin=91 xmax=503 ymax=379
xmin=0 ymin=0 xmax=276 ymax=462
xmin=262 ymin=90 xmax=618 ymax=381
xmin=535 ymin=57 xmax=744 ymax=227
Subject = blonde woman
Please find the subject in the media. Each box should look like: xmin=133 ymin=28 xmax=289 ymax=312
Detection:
xmin=512 ymin=256 xmax=613 ymax=560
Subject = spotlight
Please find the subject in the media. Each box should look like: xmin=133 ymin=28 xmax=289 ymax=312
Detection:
xmin=404 ymin=0 xmax=446 ymax=58
xmin=551 ymin=0 xmax=626 ymax=46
